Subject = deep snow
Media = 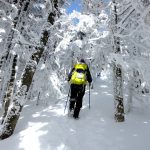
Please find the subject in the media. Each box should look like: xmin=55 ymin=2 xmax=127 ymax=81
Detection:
xmin=0 ymin=76 xmax=150 ymax=150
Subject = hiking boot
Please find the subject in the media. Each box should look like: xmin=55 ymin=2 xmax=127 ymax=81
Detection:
xmin=73 ymin=115 xmax=79 ymax=120
xmin=73 ymin=108 xmax=80 ymax=119
xmin=73 ymin=111 xmax=79 ymax=119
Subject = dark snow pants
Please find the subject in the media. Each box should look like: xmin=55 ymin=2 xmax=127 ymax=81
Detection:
xmin=69 ymin=84 xmax=86 ymax=118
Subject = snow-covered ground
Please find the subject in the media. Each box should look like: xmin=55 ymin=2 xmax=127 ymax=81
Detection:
xmin=0 ymin=76 xmax=150 ymax=150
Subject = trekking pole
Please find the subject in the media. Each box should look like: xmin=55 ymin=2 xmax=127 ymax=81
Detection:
xmin=64 ymin=86 xmax=71 ymax=113
xmin=89 ymin=83 xmax=91 ymax=109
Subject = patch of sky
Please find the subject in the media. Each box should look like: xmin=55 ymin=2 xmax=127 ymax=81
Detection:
xmin=66 ymin=0 xmax=81 ymax=14
xmin=72 ymin=17 xmax=80 ymax=25
xmin=104 ymin=0 xmax=111 ymax=4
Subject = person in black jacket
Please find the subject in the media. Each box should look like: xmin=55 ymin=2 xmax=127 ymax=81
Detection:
xmin=68 ymin=59 xmax=92 ymax=119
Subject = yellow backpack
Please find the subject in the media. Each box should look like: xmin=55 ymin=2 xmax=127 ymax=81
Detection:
xmin=70 ymin=63 xmax=87 ymax=85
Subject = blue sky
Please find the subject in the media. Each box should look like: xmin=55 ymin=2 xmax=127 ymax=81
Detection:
xmin=66 ymin=0 xmax=81 ymax=14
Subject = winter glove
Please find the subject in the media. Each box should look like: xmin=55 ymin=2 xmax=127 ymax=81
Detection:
xmin=67 ymin=77 xmax=70 ymax=82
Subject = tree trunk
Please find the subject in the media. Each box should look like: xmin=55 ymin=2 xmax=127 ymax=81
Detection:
xmin=127 ymin=76 xmax=133 ymax=113
xmin=113 ymin=63 xmax=124 ymax=122
xmin=0 ymin=0 xmax=30 ymax=69
xmin=0 ymin=10 xmax=56 ymax=139
xmin=0 ymin=0 xmax=31 ymax=109
xmin=112 ymin=0 xmax=125 ymax=122
xmin=0 ymin=47 xmax=44 ymax=139
xmin=1 ymin=55 xmax=17 ymax=124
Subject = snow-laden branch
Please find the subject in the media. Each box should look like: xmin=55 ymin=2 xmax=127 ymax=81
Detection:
xmin=129 ymin=38 xmax=148 ymax=51
xmin=11 ymin=41 xmax=41 ymax=48
xmin=0 ymin=0 xmax=17 ymax=12
xmin=117 ymin=4 xmax=132 ymax=16
xmin=0 ymin=0 xmax=12 ymax=6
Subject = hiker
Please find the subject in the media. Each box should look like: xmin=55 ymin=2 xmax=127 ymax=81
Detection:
xmin=68 ymin=58 xmax=92 ymax=119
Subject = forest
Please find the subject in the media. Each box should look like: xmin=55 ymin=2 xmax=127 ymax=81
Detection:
xmin=0 ymin=0 xmax=150 ymax=148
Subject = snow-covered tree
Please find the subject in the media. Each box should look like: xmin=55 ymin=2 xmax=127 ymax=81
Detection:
xmin=1 ymin=1 xmax=150 ymax=141
xmin=110 ymin=0 xmax=125 ymax=122
xmin=27 ymin=7 xmax=110 ymax=105
xmin=108 ymin=0 xmax=150 ymax=113
xmin=0 ymin=0 xmax=64 ymax=139
xmin=0 ymin=0 xmax=33 ymax=126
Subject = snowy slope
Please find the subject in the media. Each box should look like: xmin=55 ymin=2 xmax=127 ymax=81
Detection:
xmin=0 ymin=75 xmax=150 ymax=150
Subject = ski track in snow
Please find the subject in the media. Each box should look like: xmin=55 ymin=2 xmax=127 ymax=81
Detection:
xmin=0 ymin=78 xmax=150 ymax=150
